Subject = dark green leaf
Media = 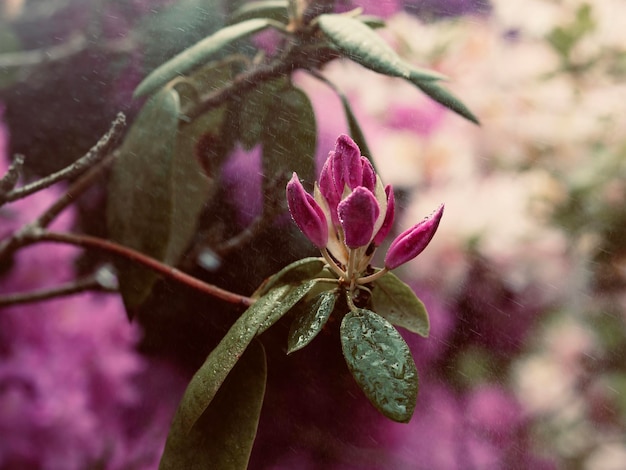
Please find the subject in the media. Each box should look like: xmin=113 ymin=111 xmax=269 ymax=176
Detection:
xmin=317 ymin=14 xmax=444 ymax=82
xmin=288 ymin=289 xmax=339 ymax=353
xmin=341 ymin=308 xmax=418 ymax=423
xmin=261 ymin=85 xmax=317 ymax=196
xmin=107 ymin=88 xmax=180 ymax=312
xmin=257 ymin=279 xmax=318 ymax=334
xmin=161 ymin=284 xmax=289 ymax=437
xmin=256 ymin=257 xmax=326 ymax=296
xmin=370 ymin=271 xmax=429 ymax=337
xmin=165 ymin=106 xmax=224 ymax=264
xmin=228 ymin=0 xmax=289 ymax=24
xmin=134 ymin=18 xmax=273 ymax=98
xmin=159 ymin=341 xmax=266 ymax=470
xmin=412 ymin=79 xmax=480 ymax=125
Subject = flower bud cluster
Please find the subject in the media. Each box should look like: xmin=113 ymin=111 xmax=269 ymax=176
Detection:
xmin=287 ymin=134 xmax=443 ymax=287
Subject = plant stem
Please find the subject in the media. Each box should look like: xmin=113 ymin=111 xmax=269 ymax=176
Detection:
xmin=0 ymin=273 xmax=117 ymax=307
xmin=0 ymin=113 xmax=126 ymax=205
xmin=32 ymin=230 xmax=255 ymax=307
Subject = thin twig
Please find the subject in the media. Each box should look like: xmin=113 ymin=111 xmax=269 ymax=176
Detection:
xmin=0 ymin=154 xmax=24 ymax=194
xmin=1 ymin=113 xmax=126 ymax=204
xmin=31 ymin=230 xmax=255 ymax=308
xmin=184 ymin=44 xmax=339 ymax=122
xmin=0 ymin=272 xmax=117 ymax=307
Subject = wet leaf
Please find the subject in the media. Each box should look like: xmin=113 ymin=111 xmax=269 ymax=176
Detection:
xmin=341 ymin=308 xmax=418 ymax=423
xmin=257 ymin=279 xmax=318 ymax=334
xmin=288 ymin=288 xmax=339 ymax=353
xmin=159 ymin=341 xmax=266 ymax=470
xmin=134 ymin=18 xmax=273 ymax=98
xmin=228 ymin=0 xmax=289 ymax=24
xmin=256 ymin=257 xmax=326 ymax=296
xmin=165 ymin=106 xmax=224 ymax=265
xmin=107 ymin=88 xmax=181 ymax=313
xmin=412 ymin=79 xmax=480 ymax=125
xmin=370 ymin=271 xmax=429 ymax=337
xmin=317 ymin=14 xmax=444 ymax=82
xmin=161 ymin=285 xmax=289 ymax=438
xmin=261 ymin=85 xmax=317 ymax=197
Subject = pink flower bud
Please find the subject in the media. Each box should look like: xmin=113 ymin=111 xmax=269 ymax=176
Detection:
xmin=384 ymin=204 xmax=444 ymax=270
xmin=337 ymin=187 xmax=380 ymax=249
xmin=372 ymin=185 xmax=395 ymax=246
xmin=286 ymin=173 xmax=329 ymax=248
xmin=334 ymin=134 xmax=362 ymax=190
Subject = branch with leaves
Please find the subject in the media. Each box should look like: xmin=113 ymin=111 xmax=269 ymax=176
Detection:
xmin=0 ymin=1 xmax=479 ymax=468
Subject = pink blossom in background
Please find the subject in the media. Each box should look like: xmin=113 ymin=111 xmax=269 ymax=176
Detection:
xmin=0 ymin=109 xmax=186 ymax=470
xmin=221 ymin=144 xmax=264 ymax=227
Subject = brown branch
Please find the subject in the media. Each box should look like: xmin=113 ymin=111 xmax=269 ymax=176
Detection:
xmin=0 ymin=271 xmax=117 ymax=307
xmin=0 ymin=113 xmax=126 ymax=205
xmin=30 ymin=230 xmax=255 ymax=308
xmin=184 ymin=44 xmax=339 ymax=122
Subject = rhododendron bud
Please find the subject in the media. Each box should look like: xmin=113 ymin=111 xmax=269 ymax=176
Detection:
xmin=384 ymin=204 xmax=444 ymax=270
xmin=333 ymin=134 xmax=362 ymax=190
xmin=286 ymin=173 xmax=329 ymax=248
xmin=338 ymin=187 xmax=380 ymax=249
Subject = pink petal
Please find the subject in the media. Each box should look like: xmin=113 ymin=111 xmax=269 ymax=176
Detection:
xmin=373 ymin=185 xmax=395 ymax=246
xmin=286 ymin=173 xmax=329 ymax=248
xmin=337 ymin=187 xmax=380 ymax=249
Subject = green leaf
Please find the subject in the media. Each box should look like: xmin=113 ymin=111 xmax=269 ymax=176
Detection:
xmin=261 ymin=84 xmax=317 ymax=196
xmin=107 ymin=84 xmax=224 ymax=314
xmin=160 ymin=283 xmax=297 ymax=468
xmin=161 ymin=284 xmax=289 ymax=437
xmin=134 ymin=18 xmax=273 ymax=98
xmin=256 ymin=257 xmax=326 ymax=296
xmin=317 ymin=14 xmax=479 ymax=125
xmin=257 ymin=279 xmax=319 ymax=334
xmin=341 ymin=308 xmax=418 ymax=423
xmin=412 ymin=80 xmax=480 ymax=125
xmin=159 ymin=341 xmax=266 ymax=470
xmin=370 ymin=271 xmax=429 ymax=337
xmin=317 ymin=14 xmax=445 ymax=82
xmin=288 ymin=288 xmax=339 ymax=353
xmin=107 ymin=88 xmax=181 ymax=312
xmin=228 ymin=0 xmax=289 ymax=24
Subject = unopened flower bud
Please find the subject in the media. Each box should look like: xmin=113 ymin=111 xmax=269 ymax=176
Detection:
xmin=338 ymin=187 xmax=380 ymax=249
xmin=384 ymin=204 xmax=444 ymax=270
xmin=286 ymin=173 xmax=329 ymax=248
xmin=334 ymin=134 xmax=362 ymax=190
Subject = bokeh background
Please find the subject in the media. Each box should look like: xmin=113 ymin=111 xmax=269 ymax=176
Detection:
xmin=1 ymin=0 xmax=626 ymax=468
